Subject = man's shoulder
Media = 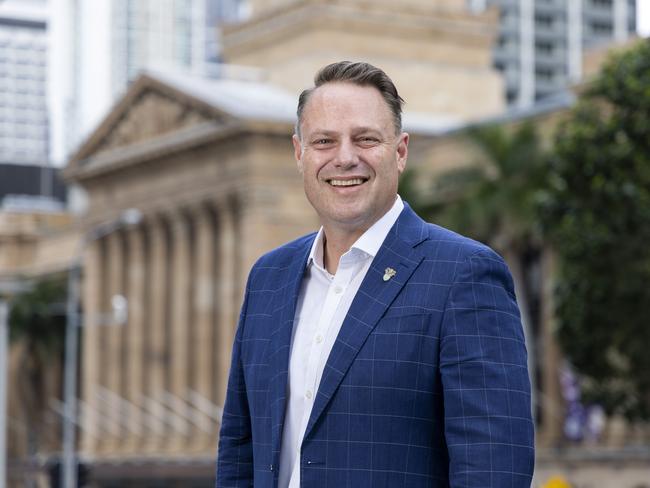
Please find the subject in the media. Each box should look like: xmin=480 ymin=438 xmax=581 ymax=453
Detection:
xmin=417 ymin=220 xmax=502 ymax=263
xmin=409 ymin=221 xmax=513 ymax=293
xmin=248 ymin=232 xmax=316 ymax=278
xmin=396 ymin=203 xmax=500 ymax=263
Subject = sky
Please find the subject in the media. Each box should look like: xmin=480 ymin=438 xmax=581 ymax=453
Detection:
xmin=639 ymin=0 xmax=650 ymax=36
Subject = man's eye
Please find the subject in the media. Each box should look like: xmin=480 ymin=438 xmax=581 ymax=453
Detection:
xmin=314 ymin=139 xmax=332 ymax=145
xmin=358 ymin=137 xmax=379 ymax=144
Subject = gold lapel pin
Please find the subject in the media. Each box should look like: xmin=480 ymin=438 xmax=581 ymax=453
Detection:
xmin=383 ymin=267 xmax=397 ymax=282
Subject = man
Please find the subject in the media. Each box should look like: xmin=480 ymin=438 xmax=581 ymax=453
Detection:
xmin=217 ymin=61 xmax=534 ymax=487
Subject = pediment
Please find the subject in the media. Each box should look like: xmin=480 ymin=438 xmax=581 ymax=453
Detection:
xmin=69 ymin=74 xmax=232 ymax=168
xmin=95 ymin=89 xmax=213 ymax=155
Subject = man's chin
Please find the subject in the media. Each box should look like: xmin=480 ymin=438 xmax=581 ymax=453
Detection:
xmin=321 ymin=208 xmax=378 ymax=232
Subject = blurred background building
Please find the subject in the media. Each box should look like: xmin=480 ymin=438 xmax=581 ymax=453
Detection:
xmin=49 ymin=0 xmax=246 ymax=166
xmin=471 ymin=0 xmax=637 ymax=106
xmin=0 ymin=0 xmax=49 ymax=167
xmin=1 ymin=0 xmax=649 ymax=487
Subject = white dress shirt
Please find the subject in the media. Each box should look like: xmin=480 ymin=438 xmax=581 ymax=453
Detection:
xmin=278 ymin=195 xmax=405 ymax=488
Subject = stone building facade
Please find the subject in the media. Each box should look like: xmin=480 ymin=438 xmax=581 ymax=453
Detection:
xmin=62 ymin=73 xmax=314 ymax=483
xmin=222 ymin=0 xmax=506 ymax=120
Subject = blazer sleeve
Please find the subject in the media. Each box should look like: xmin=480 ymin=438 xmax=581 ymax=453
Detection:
xmin=216 ymin=279 xmax=254 ymax=488
xmin=439 ymin=249 xmax=535 ymax=488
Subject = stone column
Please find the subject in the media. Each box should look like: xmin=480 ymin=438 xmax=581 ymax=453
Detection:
xmin=103 ymin=231 xmax=125 ymax=453
xmin=80 ymin=241 xmax=101 ymax=454
xmin=169 ymin=211 xmax=192 ymax=448
xmin=216 ymin=198 xmax=239 ymax=408
xmin=192 ymin=205 xmax=217 ymax=448
xmin=144 ymin=217 xmax=169 ymax=452
xmin=125 ymin=224 xmax=146 ymax=451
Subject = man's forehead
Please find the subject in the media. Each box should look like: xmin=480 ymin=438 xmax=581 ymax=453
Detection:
xmin=308 ymin=82 xmax=384 ymax=105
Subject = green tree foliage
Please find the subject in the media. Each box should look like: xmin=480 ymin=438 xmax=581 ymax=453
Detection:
xmin=402 ymin=123 xmax=548 ymax=251
xmin=10 ymin=276 xmax=66 ymax=354
xmin=540 ymin=40 xmax=650 ymax=419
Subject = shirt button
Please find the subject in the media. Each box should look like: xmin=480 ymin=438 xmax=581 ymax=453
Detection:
xmin=315 ymin=335 xmax=323 ymax=344
xmin=305 ymin=390 xmax=313 ymax=399
xmin=333 ymin=285 xmax=343 ymax=294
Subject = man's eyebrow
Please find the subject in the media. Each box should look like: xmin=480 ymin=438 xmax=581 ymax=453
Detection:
xmin=351 ymin=126 xmax=382 ymax=134
xmin=306 ymin=127 xmax=384 ymax=139
xmin=308 ymin=130 xmax=339 ymax=137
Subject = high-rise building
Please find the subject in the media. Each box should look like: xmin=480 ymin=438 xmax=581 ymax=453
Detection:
xmin=471 ymin=0 xmax=637 ymax=107
xmin=0 ymin=0 xmax=49 ymax=166
xmin=110 ymin=0 xmax=241 ymax=97
xmin=49 ymin=0 xmax=245 ymax=165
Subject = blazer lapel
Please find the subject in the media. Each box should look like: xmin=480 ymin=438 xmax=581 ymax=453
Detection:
xmin=303 ymin=205 xmax=428 ymax=440
xmin=268 ymin=237 xmax=314 ymax=463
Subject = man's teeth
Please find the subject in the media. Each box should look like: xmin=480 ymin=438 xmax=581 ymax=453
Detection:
xmin=329 ymin=178 xmax=365 ymax=187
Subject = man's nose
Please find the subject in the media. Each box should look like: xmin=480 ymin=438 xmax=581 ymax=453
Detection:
xmin=334 ymin=139 xmax=359 ymax=167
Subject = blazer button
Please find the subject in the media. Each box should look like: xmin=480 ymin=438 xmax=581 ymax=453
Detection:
xmin=270 ymin=464 xmax=274 ymax=471
xmin=306 ymin=460 xmax=312 ymax=465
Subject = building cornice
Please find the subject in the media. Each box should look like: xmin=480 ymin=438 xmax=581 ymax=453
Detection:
xmin=67 ymin=75 xmax=231 ymax=169
xmin=64 ymin=121 xmax=242 ymax=183
xmin=223 ymin=0 xmax=498 ymax=62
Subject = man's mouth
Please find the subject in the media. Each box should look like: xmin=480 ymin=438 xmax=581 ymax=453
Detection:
xmin=326 ymin=178 xmax=368 ymax=187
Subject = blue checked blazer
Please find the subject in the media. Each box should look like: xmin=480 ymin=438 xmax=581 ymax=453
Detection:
xmin=217 ymin=204 xmax=535 ymax=487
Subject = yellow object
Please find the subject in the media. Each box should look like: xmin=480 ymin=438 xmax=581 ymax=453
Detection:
xmin=542 ymin=475 xmax=572 ymax=488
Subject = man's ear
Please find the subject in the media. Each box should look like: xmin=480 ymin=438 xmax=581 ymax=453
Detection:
xmin=293 ymin=134 xmax=304 ymax=173
xmin=396 ymin=132 xmax=409 ymax=174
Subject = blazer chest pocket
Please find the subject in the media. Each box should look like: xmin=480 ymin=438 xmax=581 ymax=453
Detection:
xmin=373 ymin=311 xmax=431 ymax=334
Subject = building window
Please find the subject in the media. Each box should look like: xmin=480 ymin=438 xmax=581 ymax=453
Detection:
xmin=535 ymin=14 xmax=554 ymax=28
xmin=591 ymin=21 xmax=613 ymax=35
xmin=536 ymin=41 xmax=554 ymax=54
xmin=536 ymin=68 xmax=554 ymax=81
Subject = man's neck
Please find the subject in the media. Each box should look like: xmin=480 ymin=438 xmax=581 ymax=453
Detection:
xmin=321 ymin=227 xmax=366 ymax=275
xmin=319 ymin=198 xmax=401 ymax=274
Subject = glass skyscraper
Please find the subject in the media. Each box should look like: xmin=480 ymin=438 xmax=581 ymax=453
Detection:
xmin=0 ymin=0 xmax=49 ymax=165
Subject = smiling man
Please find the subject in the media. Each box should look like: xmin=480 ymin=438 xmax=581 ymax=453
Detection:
xmin=216 ymin=61 xmax=535 ymax=488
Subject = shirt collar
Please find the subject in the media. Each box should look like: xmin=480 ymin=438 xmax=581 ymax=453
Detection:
xmin=307 ymin=195 xmax=404 ymax=269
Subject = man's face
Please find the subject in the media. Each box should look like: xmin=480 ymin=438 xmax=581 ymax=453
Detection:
xmin=293 ymin=82 xmax=408 ymax=236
